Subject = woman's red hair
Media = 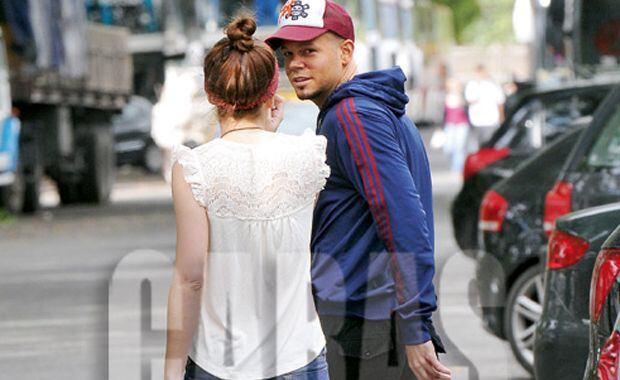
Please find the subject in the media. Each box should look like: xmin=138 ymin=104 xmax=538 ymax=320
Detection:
xmin=203 ymin=15 xmax=278 ymax=118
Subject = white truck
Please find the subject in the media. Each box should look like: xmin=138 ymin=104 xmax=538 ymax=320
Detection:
xmin=0 ymin=1 xmax=132 ymax=213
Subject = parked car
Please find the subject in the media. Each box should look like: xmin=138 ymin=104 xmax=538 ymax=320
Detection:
xmin=534 ymin=203 xmax=620 ymax=380
xmin=475 ymin=125 xmax=586 ymax=373
xmin=452 ymin=80 xmax=616 ymax=256
xmin=113 ymin=96 xmax=163 ymax=174
xmin=478 ymin=85 xmax=620 ymax=373
xmin=584 ymin=224 xmax=620 ymax=380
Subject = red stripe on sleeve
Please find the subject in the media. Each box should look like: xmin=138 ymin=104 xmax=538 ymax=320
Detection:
xmin=345 ymin=98 xmax=406 ymax=305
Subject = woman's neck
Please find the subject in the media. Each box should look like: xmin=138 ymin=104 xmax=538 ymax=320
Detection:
xmin=220 ymin=113 xmax=269 ymax=136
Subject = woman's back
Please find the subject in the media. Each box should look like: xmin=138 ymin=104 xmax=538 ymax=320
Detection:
xmin=172 ymin=131 xmax=329 ymax=379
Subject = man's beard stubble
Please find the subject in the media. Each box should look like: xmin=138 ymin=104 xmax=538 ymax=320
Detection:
xmin=294 ymin=87 xmax=322 ymax=102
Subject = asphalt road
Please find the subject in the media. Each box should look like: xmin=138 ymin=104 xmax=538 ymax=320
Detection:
xmin=0 ymin=128 xmax=531 ymax=380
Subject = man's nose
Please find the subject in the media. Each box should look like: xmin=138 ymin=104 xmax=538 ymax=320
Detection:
xmin=287 ymin=56 xmax=305 ymax=71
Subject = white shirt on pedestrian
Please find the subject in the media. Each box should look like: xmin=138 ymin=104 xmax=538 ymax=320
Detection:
xmin=465 ymin=79 xmax=505 ymax=128
xmin=172 ymin=131 xmax=329 ymax=379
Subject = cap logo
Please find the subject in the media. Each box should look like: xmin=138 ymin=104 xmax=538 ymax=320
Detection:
xmin=281 ymin=0 xmax=310 ymax=21
xmin=278 ymin=0 xmax=326 ymax=28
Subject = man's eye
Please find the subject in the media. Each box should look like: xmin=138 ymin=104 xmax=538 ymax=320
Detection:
xmin=303 ymin=49 xmax=314 ymax=55
xmin=282 ymin=52 xmax=292 ymax=58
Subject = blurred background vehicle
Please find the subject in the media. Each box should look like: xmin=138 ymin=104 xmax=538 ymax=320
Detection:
xmin=451 ymin=80 xmax=615 ymax=257
xmin=584 ymin=224 xmax=620 ymax=380
xmin=475 ymin=124 xmax=585 ymax=373
xmin=534 ymin=202 xmax=620 ymax=380
xmin=113 ymin=96 xmax=163 ymax=174
xmin=0 ymin=1 xmax=133 ymax=212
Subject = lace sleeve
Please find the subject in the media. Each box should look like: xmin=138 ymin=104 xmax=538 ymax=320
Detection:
xmin=303 ymin=132 xmax=330 ymax=194
xmin=171 ymin=145 xmax=207 ymax=208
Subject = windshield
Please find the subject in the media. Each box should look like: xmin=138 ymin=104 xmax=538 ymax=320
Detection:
xmin=586 ymin=105 xmax=620 ymax=169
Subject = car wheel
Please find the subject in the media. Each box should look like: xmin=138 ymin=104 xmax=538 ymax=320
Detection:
xmin=504 ymin=265 xmax=543 ymax=374
xmin=143 ymin=142 xmax=163 ymax=174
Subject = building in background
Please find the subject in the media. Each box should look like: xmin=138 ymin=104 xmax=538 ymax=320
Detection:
xmin=533 ymin=0 xmax=620 ymax=82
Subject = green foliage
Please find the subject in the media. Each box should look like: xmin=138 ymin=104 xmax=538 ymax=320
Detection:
xmin=431 ymin=0 xmax=482 ymax=43
xmin=460 ymin=0 xmax=517 ymax=45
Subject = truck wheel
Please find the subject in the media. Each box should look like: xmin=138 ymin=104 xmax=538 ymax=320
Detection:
xmin=0 ymin=162 xmax=25 ymax=214
xmin=22 ymin=166 xmax=41 ymax=213
xmin=78 ymin=127 xmax=116 ymax=203
xmin=58 ymin=181 xmax=80 ymax=205
xmin=21 ymin=142 xmax=42 ymax=213
xmin=143 ymin=141 xmax=163 ymax=174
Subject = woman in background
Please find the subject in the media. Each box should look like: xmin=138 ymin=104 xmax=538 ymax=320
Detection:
xmin=442 ymin=78 xmax=470 ymax=173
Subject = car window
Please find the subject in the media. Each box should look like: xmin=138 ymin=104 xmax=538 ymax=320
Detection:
xmin=585 ymin=105 xmax=620 ymax=170
xmin=543 ymin=94 xmax=602 ymax=143
xmin=496 ymin=92 xmax=606 ymax=151
xmin=495 ymin=100 xmax=543 ymax=150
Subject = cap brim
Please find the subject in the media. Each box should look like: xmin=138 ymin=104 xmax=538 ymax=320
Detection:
xmin=265 ymin=26 xmax=328 ymax=49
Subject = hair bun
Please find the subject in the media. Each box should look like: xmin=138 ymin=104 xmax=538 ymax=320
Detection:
xmin=226 ymin=16 xmax=257 ymax=53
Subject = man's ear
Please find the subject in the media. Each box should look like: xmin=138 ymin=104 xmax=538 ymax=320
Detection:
xmin=339 ymin=39 xmax=355 ymax=65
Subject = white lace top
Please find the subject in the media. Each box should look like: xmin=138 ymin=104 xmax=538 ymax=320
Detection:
xmin=172 ymin=131 xmax=330 ymax=379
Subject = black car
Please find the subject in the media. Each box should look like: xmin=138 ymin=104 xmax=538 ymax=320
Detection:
xmin=534 ymin=203 xmax=620 ymax=380
xmin=475 ymin=125 xmax=586 ymax=372
xmin=451 ymin=80 xmax=615 ymax=256
xmin=478 ymin=86 xmax=620 ymax=373
xmin=113 ymin=96 xmax=163 ymax=174
xmin=584 ymin=224 xmax=620 ymax=380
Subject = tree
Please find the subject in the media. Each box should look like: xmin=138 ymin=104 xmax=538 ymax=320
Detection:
xmin=431 ymin=0 xmax=481 ymax=44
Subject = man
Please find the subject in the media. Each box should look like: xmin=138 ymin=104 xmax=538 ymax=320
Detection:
xmin=266 ymin=1 xmax=451 ymax=379
xmin=464 ymin=64 xmax=505 ymax=149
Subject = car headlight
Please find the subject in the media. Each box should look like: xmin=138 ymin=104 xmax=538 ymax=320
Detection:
xmin=0 ymin=152 xmax=10 ymax=171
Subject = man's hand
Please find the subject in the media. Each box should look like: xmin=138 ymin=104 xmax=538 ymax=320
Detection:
xmin=405 ymin=341 xmax=451 ymax=380
xmin=268 ymin=94 xmax=286 ymax=132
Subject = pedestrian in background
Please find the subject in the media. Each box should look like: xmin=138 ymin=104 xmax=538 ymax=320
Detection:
xmin=165 ymin=15 xmax=331 ymax=380
xmin=442 ymin=77 xmax=469 ymax=173
xmin=465 ymin=64 xmax=505 ymax=149
xmin=267 ymin=1 xmax=450 ymax=379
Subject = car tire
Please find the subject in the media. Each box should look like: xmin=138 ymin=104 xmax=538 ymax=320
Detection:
xmin=142 ymin=142 xmax=163 ymax=174
xmin=504 ymin=265 xmax=544 ymax=375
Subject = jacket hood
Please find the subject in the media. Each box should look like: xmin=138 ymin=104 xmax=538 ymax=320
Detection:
xmin=321 ymin=67 xmax=409 ymax=118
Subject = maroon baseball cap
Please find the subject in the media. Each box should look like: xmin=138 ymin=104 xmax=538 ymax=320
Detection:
xmin=265 ymin=0 xmax=355 ymax=48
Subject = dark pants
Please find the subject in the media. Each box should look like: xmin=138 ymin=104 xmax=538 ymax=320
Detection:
xmin=319 ymin=315 xmax=445 ymax=380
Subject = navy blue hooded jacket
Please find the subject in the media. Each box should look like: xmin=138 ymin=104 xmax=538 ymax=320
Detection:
xmin=311 ymin=67 xmax=441 ymax=346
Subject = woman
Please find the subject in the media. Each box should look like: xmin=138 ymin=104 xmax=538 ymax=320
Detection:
xmin=164 ymin=16 xmax=330 ymax=380
xmin=442 ymin=77 xmax=470 ymax=173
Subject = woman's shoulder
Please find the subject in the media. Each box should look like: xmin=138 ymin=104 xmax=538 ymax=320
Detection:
xmin=277 ymin=130 xmax=327 ymax=151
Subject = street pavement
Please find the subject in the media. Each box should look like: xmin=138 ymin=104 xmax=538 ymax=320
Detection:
xmin=0 ymin=128 xmax=532 ymax=379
